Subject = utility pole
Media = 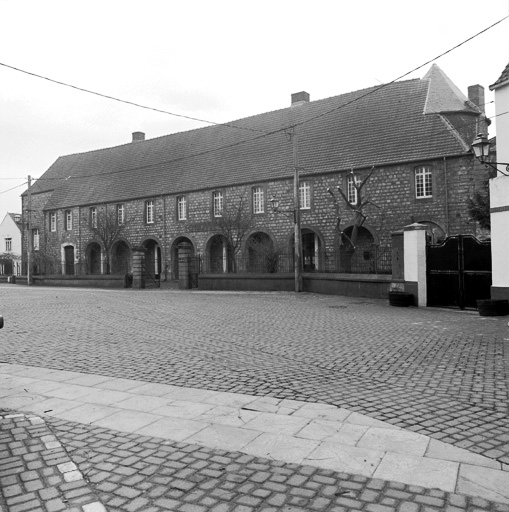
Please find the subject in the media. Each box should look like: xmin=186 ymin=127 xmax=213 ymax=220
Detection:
xmin=291 ymin=128 xmax=303 ymax=293
xmin=26 ymin=175 xmax=32 ymax=285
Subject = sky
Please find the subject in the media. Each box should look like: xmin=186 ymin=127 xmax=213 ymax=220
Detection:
xmin=1 ymin=0 xmax=509 ymax=217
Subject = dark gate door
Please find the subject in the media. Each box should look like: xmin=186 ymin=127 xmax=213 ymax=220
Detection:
xmin=189 ymin=255 xmax=201 ymax=288
xmin=64 ymin=246 xmax=75 ymax=275
xmin=427 ymin=235 xmax=491 ymax=309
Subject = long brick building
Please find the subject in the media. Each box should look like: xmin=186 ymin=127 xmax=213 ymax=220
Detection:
xmin=22 ymin=64 xmax=491 ymax=282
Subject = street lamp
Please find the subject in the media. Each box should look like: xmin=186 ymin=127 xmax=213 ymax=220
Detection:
xmin=270 ymin=166 xmax=303 ymax=293
xmin=471 ymin=133 xmax=509 ymax=176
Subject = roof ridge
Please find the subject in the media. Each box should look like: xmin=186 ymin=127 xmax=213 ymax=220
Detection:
xmin=54 ymin=77 xmax=423 ymax=160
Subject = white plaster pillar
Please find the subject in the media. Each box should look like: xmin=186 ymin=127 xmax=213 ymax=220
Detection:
xmin=403 ymin=223 xmax=428 ymax=307
xmin=489 ymin=176 xmax=509 ymax=300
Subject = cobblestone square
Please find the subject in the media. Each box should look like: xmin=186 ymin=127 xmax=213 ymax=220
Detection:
xmin=1 ymin=285 xmax=509 ymax=511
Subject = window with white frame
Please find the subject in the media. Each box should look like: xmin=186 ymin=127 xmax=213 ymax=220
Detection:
xmin=65 ymin=210 xmax=72 ymax=231
xmin=299 ymin=181 xmax=311 ymax=210
xmin=5 ymin=238 xmax=12 ymax=252
xmin=213 ymin=191 xmax=223 ymax=217
xmin=347 ymin=175 xmax=361 ymax=205
xmin=33 ymin=229 xmax=40 ymax=251
xmin=117 ymin=203 xmax=125 ymax=225
xmin=415 ymin=166 xmax=432 ymax=198
xmin=252 ymin=186 xmax=264 ymax=214
xmin=50 ymin=212 xmax=56 ymax=232
xmin=177 ymin=196 xmax=187 ymax=220
xmin=146 ymin=200 xmax=154 ymax=224
xmin=90 ymin=207 xmax=97 ymax=228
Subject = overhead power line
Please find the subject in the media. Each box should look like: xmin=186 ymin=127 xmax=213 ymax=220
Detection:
xmin=0 ymin=14 xmax=507 ymax=196
xmin=0 ymin=62 xmax=267 ymax=135
xmin=1 ymin=15 xmax=507 ymax=139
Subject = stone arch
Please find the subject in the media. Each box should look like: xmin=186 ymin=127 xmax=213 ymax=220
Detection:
xmin=170 ymin=236 xmax=196 ymax=280
xmin=339 ymin=224 xmax=376 ymax=273
xmin=415 ymin=220 xmax=446 ymax=244
xmin=141 ymin=237 xmax=162 ymax=278
xmin=61 ymin=243 xmax=76 ymax=276
xmin=111 ymin=239 xmax=132 ymax=274
xmin=288 ymin=226 xmax=325 ymax=272
xmin=205 ymin=234 xmax=233 ymax=273
xmin=85 ymin=242 xmax=102 ymax=275
xmin=245 ymin=231 xmax=277 ymax=273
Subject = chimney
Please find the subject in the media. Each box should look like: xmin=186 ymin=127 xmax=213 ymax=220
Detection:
xmin=291 ymin=91 xmax=310 ymax=107
xmin=468 ymin=85 xmax=485 ymax=113
xmin=132 ymin=131 xmax=145 ymax=142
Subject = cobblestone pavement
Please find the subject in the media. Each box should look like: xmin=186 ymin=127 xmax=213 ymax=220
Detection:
xmin=1 ymin=285 xmax=509 ymax=510
xmin=0 ymin=410 xmax=106 ymax=512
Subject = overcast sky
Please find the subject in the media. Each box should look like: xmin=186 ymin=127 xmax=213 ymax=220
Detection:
xmin=1 ymin=0 xmax=508 ymax=216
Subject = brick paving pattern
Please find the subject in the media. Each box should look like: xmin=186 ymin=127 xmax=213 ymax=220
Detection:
xmin=1 ymin=286 xmax=509 ymax=510
xmin=0 ymin=410 xmax=105 ymax=512
xmin=2 ymin=289 xmax=508 ymax=463
xmin=47 ymin=416 xmax=509 ymax=512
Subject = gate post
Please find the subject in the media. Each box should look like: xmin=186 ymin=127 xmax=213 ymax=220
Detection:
xmin=403 ymin=223 xmax=427 ymax=306
xmin=178 ymin=242 xmax=193 ymax=290
xmin=131 ymin=246 xmax=146 ymax=290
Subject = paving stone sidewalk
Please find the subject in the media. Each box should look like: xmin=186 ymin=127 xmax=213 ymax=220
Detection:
xmin=2 ymin=406 xmax=509 ymax=512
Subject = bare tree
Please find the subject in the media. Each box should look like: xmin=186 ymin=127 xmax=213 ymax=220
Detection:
xmin=327 ymin=168 xmax=380 ymax=248
xmin=212 ymin=193 xmax=255 ymax=273
xmin=90 ymin=208 xmax=130 ymax=274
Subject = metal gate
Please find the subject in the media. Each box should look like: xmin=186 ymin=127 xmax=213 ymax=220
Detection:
xmin=426 ymin=235 xmax=491 ymax=309
xmin=188 ymin=255 xmax=201 ymax=288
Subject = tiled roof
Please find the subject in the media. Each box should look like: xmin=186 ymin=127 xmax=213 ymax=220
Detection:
xmin=490 ymin=61 xmax=509 ymax=90
xmin=32 ymin=65 xmax=479 ymax=210
xmin=8 ymin=212 xmax=22 ymax=225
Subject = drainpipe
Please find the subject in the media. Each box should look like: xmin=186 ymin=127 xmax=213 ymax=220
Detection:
xmin=443 ymin=157 xmax=449 ymax=235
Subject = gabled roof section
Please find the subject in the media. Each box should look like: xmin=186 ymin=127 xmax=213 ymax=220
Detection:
xmin=490 ymin=61 xmax=509 ymax=90
xmin=34 ymin=65 xmax=480 ymax=211
xmin=422 ymin=64 xmax=479 ymax=114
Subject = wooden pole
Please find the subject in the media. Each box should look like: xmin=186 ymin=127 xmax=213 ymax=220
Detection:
xmin=292 ymin=129 xmax=302 ymax=293
xmin=27 ymin=175 xmax=32 ymax=285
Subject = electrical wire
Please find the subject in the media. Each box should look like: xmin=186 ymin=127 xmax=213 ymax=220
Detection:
xmin=0 ymin=63 xmax=267 ymax=135
xmin=0 ymin=15 xmax=507 ymax=193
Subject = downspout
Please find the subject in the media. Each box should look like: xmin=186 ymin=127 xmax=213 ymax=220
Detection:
xmin=443 ymin=157 xmax=449 ymax=235
xmin=162 ymin=194 xmax=167 ymax=281
xmin=78 ymin=206 xmax=81 ymax=275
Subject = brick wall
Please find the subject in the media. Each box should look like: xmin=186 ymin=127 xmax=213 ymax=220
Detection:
xmin=23 ymin=154 xmax=490 ymax=276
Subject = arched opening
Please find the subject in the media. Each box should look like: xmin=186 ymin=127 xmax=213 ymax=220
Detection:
xmin=290 ymin=228 xmax=323 ymax=272
xmin=143 ymin=239 xmax=161 ymax=279
xmin=417 ymin=221 xmax=446 ymax=245
xmin=339 ymin=225 xmax=375 ymax=273
xmin=63 ymin=245 xmax=75 ymax=275
xmin=86 ymin=242 xmax=102 ymax=274
xmin=246 ymin=232 xmax=276 ymax=273
xmin=207 ymin=235 xmax=232 ymax=273
xmin=170 ymin=237 xmax=195 ymax=280
xmin=111 ymin=240 xmax=131 ymax=274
